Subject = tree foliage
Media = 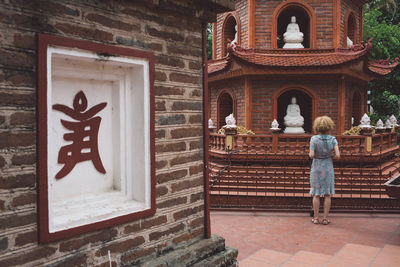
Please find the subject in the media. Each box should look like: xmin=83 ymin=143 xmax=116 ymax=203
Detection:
xmin=364 ymin=0 xmax=400 ymax=122
xmin=206 ymin=23 xmax=213 ymax=59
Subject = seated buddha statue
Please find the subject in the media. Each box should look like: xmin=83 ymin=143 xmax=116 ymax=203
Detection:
xmin=284 ymin=97 xmax=305 ymax=134
xmin=283 ymin=16 xmax=304 ymax=49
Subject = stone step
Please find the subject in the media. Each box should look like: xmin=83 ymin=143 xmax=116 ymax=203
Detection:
xmin=192 ymin=246 xmax=238 ymax=267
xmin=136 ymin=235 xmax=237 ymax=267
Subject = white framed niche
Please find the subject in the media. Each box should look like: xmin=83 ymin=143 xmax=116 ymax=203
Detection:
xmin=37 ymin=34 xmax=155 ymax=242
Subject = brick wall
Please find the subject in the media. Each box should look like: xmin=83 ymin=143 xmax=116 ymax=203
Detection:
xmin=209 ymin=79 xmax=246 ymax=130
xmin=251 ymin=78 xmax=339 ymax=134
xmin=0 ymin=0 xmax=221 ymax=266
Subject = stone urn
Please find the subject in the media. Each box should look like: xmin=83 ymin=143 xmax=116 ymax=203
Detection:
xmin=375 ymin=119 xmax=386 ymax=134
xmin=384 ymin=175 xmax=400 ymax=198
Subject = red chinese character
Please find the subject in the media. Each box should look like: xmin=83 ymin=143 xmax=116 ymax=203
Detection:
xmin=52 ymin=91 xmax=107 ymax=179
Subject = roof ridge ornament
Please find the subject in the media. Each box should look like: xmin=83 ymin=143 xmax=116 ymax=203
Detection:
xmin=370 ymin=57 xmax=399 ymax=68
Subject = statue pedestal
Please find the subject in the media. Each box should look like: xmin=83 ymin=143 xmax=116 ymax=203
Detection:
xmin=284 ymin=126 xmax=305 ymax=134
xmin=283 ymin=42 xmax=304 ymax=49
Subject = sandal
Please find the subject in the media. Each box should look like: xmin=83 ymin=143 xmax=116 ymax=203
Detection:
xmin=322 ymin=218 xmax=330 ymax=225
xmin=311 ymin=218 xmax=319 ymax=224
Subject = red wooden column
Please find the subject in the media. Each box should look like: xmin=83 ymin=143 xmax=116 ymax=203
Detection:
xmin=202 ymin=23 xmax=211 ymax=239
xmin=245 ymin=77 xmax=252 ymax=130
xmin=338 ymin=77 xmax=346 ymax=135
xmin=248 ymin=0 xmax=255 ymax=48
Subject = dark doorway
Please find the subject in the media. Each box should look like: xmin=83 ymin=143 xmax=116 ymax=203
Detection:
xmin=278 ymin=90 xmax=312 ymax=133
xmin=277 ymin=6 xmax=310 ymax=48
xmin=218 ymin=92 xmax=234 ymax=129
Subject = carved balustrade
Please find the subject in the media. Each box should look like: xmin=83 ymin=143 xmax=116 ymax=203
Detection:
xmin=209 ymin=132 xmax=399 ymax=160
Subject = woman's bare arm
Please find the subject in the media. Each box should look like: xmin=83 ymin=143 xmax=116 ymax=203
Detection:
xmin=309 ymin=149 xmax=314 ymax=159
xmin=334 ymin=145 xmax=340 ymax=159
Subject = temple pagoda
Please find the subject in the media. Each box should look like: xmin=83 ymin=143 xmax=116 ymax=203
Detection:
xmin=207 ymin=0 xmax=400 ymax=211
xmin=208 ymin=0 xmax=398 ymax=134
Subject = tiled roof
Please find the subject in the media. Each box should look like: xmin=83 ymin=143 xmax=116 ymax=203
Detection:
xmin=231 ymin=48 xmax=367 ymax=67
xmin=208 ymin=58 xmax=229 ymax=74
xmin=208 ymin=43 xmax=398 ymax=77
xmin=368 ymin=58 xmax=399 ymax=75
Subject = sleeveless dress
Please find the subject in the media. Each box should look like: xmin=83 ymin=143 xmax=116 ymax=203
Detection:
xmin=309 ymin=135 xmax=338 ymax=196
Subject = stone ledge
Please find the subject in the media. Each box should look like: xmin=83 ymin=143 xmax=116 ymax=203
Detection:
xmin=132 ymin=235 xmax=238 ymax=267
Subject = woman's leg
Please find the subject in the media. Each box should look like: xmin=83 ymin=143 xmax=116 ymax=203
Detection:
xmin=323 ymin=195 xmax=331 ymax=220
xmin=313 ymin=195 xmax=320 ymax=219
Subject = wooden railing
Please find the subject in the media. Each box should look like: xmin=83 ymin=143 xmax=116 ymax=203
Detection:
xmin=209 ymin=132 xmax=399 ymax=159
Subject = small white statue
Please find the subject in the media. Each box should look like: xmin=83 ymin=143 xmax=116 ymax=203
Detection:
xmin=208 ymin=118 xmax=216 ymax=129
xmin=376 ymin=119 xmax=385 ymax=129
xmin=385 ymin=119 xmax=392 ymax=128
xmin=351 ymin=117 xmax=354 ymax=126
xmin=347 ymin=36 xmax=353 ymax=47
xmin=231 ymin=25 xmax=238 ymax=48
xmin=284 ymin=97 xmax=305 ymax=134
xmin=283 ymin=16 xmax=304 ymax=49
xmin=389 ymin=115 xmax=398 ymax=126
xmin=271 ymin=119 xmax=279 ymax=129
xmin=224 ymin=114 xmax=236 ymax=128
xmin=359 ymin=113 xmax=371 ymax=128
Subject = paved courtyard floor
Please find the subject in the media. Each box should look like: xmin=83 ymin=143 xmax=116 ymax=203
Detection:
xmin=211 ymin=211 xmax=400 ymax=267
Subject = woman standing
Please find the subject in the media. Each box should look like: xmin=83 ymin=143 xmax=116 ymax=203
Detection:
xmin=309 ymin=116 xmax=340 ymax=225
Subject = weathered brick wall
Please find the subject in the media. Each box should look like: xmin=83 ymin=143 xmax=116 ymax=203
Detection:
xmin=209 ymin=79 xmax=246 ymax=129
xmin=251 ymin=78 xmax=339 ymax=134
xmin=340 ymin=0 xmax=362 ymax=46
xmin=0 ymin=0 xmax=219 ymax=266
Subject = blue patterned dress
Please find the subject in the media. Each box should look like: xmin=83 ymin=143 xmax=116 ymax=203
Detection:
xmin=309 ymin=135 xmax=338 ymax=196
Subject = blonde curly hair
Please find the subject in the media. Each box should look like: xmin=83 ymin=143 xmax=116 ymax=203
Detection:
xmin=313 ymin=116 xmax=335 ymax=134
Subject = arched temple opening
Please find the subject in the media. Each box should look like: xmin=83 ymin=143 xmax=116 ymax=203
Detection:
xmin=222 ymin=15 xmax=238 ymax=55
xmin=218 ymin=92 xmax=234 ymax=129
xmin=346 ymin=12 xmax=357 ymax=46
xmin=277 ymin=5 xmax=310 ymax=48
xmin=277 ymin=89 xmax=312 ymax=133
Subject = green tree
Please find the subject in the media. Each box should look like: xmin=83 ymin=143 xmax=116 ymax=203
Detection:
xmin=364 ymin=2 xmax=400 ymax=122
xmin=206 ymin=23 xmax=213 ymax=59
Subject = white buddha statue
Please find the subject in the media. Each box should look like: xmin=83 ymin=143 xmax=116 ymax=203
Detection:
xmin=284 ymin=97 xmax=305 ymax=134
xmin=231 ymin=25 xmax=238 ymax=48
xmin=389 ymin=115 xmax=398 ymax=127
xmin=347 ymin=36 xmax=353 ymax=47
xmin=283 ymin=16 xmax=304 ymax=49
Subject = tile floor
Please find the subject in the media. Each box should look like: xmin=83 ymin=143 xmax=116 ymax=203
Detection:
xmin=211 ymin=211 xmax=400 ymax=267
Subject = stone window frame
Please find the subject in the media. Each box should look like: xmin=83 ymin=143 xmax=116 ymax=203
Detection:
xmin=271 ymin=0 xmax=317 ymax=49
xmin=37 ymin=34 xmax=156 ymax=243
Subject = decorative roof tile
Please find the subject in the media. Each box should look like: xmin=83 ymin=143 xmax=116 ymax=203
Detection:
xmin=208 ymin=40 xmax=397 ymax=77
